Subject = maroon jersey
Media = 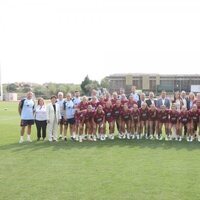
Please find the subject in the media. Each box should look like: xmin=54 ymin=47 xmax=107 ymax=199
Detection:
xmin=169 ymin=110 xmax=179 ymax=124
xmin=148 ymin=109 xmax=158 ymax=121
xmin=127 ymin=100 xmax=137 ymax=109
xmin=193 ymin=100 xmax=200 ymax=109
xmin=111 ymin=98 xmax=118 ymax=105
xmin=88 ymin=101 xmax=98 ymax=110
xmin=189 ymin=110 xmax=199 ymax=123
xmin=94 ymin=111 xmax=105 ymax=124
xmin=75 ymin=110 xmax=85 ymax=124
xmin=120 ymin=109 xmax=131 ymax=121
xmin=83 ymin=110 xmax=94 ymax=123
xmin=131 ymin=109 xmax=140 ymax=122
xmin=97 ymin=101 xmax=106 ymax=108
xmin=179 ymin=111 xmax=190 ymax=124
xmin=78 ymin=102 xmax=88 ymax=111
xmin=158 ymin=110 xmax=169 ymax=123
xmin=104 ymin=107 xmax=113 ymax=122
xmin=139 ymin=108 xmax=149 ymax=121
xmin=112 ymin=105 xmax=122 ymax=119
xmin=121 ymin=99 xmax=129 ymax=105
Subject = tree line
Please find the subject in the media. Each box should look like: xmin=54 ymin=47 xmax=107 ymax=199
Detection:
xmin=4 ymin=76 xmax=109 ymax=98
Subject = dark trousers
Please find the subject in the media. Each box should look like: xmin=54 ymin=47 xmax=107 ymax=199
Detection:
xmin=35 ymin=120 xmax=47 ymax=139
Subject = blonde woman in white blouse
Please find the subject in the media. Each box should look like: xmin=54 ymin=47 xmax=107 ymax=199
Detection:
xmin=35 ymin=98 xmax=47 ymax=141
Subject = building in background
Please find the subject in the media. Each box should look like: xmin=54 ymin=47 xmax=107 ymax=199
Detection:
xmin=106 ymin=73 xmax=200 ymax=94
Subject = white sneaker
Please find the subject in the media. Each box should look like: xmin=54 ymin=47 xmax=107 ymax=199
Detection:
xmin=159 ymin=136 xmax=163 ymax=140
xmin=190 ymin=136 xmax=193 ymax=142
xmin=27 ymin=137 xmax=32 ymax=142
xmin=19 ymin=137 xmax=24 ymax=143
xmin=149 ymin=135 xmax=153 ymax=140
xmin=179 ymin=137 xmax=182 ymax=142
xmin=127 ymin=133 xmax=130 ymax=140
xmin=186 ymin=137 xmax=190 ymax=142
xmin=155 ymin=135 xmax=159 ymax=140
xmin=165 ymin=137 xmax=168 ymax=141
xmin=198 ymin=137 xmax=200 ymax=142
xmin=93 ymin=136 xmax=97 ymax=141
xmin=132 ymin=134 xmax=135 ymax=139
xmin=136 ymin=134 xmax=140 ymax=140
xmin=79 ymin=136 xmax=83 ymax=143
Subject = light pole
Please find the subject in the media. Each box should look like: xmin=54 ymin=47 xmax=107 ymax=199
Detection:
xmin=0 ymin=65 xmax=3 ymax=101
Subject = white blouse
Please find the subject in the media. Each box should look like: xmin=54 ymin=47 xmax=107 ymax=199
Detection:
xmin=35 ymin=105 xmax=47 ymax=121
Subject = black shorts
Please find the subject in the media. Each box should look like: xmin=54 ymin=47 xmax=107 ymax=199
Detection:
xmin=65 ymin=118 xmax=75 ymax=125
xmin=60 ymin=116 xmax=65 ymax=125
xmin=20 ymin=120 xmax=34 ymax=127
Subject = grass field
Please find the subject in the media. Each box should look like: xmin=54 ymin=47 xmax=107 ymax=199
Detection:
xmin=0 ymin=102 xmax=200 ymax=200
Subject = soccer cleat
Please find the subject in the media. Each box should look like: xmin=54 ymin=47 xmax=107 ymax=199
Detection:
xmin=179 ymin=137 xmax=182 ymax=142
xmin=159 ymin=136 xmax=163 ymax=141
xmin=19 ymin=137 xmax=24 ymax=144
xmin=165 ymin=137 xmax=168 ymax=141
xmin=198 ymin=137 xmax=200 ymax=142
xmin=136 ymin=134 xmax=140 ymax=140
xmin=149 ymin=135 xmax=153 ymax=140
xmin=127 ymin=133 xmax=130 ymax=140
xmin=132 ymin=134 xmax=135 ymax=139
xmin=27 ymin=137 xmax=32 ymax=142
xmin=93 ymin=136 xmax=97 ymax=141
xmin=186 ymin=137 xmax=190 ymax=142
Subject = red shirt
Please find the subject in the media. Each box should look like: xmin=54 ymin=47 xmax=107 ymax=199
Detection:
xmin=88 ymin=101 xmax=98 ymax=110
xmin=83 ymin=110 xmax=94 ymax=123
xmin=112 ymin=105 xmax=122 ymax=119
xmin=179 ymin=111 xmax=190 ymax=124
xmin=158 ymin=110 xmax=169 ymax=123
xmin=193 ymin=100 xmax=200 ymax=109
xmin=189 ymin=110 xmax=199 ymax=123
xmin=104 ymin=107 xmax=114 ymax=122
xmin=94 ymin=111 xmax=105 ymax=124
xmin=139 ymin=108 xmax=149 ymax=121
xmin=97 ymin=101 xmax=106 ymax=108
xmin=75 ymin=110 xmax=85 ymax=123
xmin=131 ymin=109 xmax=140 ymax=122
xmin=120 ymin=109 xmax=131 ymax=121
xmin=169 ymin=110 xmax=179 ymax=124
xmin=78 ymin=102 xmax=88 ymax=111
xmin=111 ymin=98 xmax=118 ymax=105
xmin=148 ymin=109 xmax=158 ymax=121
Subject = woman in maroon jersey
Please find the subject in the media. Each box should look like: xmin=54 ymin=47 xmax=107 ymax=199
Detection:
xmin=157 ymin=105 xmax=169 ymax=140
xmin=120 ymin=103 xmax=132 ymax=139
xmin=111 ymin=92 xmax=118 ymax=105
xmin=121 ymin=94 xmax=129 ymax=105
xmin=148 ymin=104 xmax=158 ymax=139
xmin=74 ymin=108 xmax=85 ymax=142
xmin=93 ymin=105 xmax=105 ymax=141
xmin=193 ymin=93 xmax=200 ymax=109
xmin=179 ymin=106 xmax=191 ymax=142
xmin=78 ymin=96 xmax=88 ymax=111
xmin=168 ymin=104 xmax=180 ymax=141
xmin=139 ymin=102 xmax=149 ymax=139
xmin=97 ymin=95 xmax=106 ymax=108
xmin=83 ymin=105 xmax=95 ymax=141
xmin=89 ymin=96 xmax=98 ymax=110
xmin=128 ymin=95 xmax=137 ymax=109
xmin=189 ymin=104 xmax=199 ymax=142
xmin=104 ymin=92 xmax=111 ymax=102
xmin=104 ymin=101 xmax=114 ymax=140
xmin=131 ymin=104 xmax=140 ymax=139
xmin=112 ymin=99 xmax=122 ymax=137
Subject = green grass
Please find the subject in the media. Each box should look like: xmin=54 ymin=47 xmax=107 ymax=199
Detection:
xmin=0 ymin=102 xmax=200 ymax=200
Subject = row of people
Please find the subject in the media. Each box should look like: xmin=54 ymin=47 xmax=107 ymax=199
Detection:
xmin=18 ymin=91 xmax=200 ymax=143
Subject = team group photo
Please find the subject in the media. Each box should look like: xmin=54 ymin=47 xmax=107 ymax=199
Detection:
xmin=19 ymin=88 xmax=200 ymax=144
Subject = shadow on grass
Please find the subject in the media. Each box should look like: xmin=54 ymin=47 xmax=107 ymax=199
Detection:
xmin=0 ymin=138 xmax=199 ymax=153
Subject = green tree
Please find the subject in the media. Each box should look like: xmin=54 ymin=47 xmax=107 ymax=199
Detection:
xmin=81 ymin=75 xmax=92 ymax=95
xmin=7 ymin=83 xmax=18 ymax=92
xmin=100 ymin=77 xmax=109 ymax=89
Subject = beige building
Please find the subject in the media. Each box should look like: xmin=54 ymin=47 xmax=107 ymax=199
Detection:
xmin=106 ymin=73 xmax=200 ymax=94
